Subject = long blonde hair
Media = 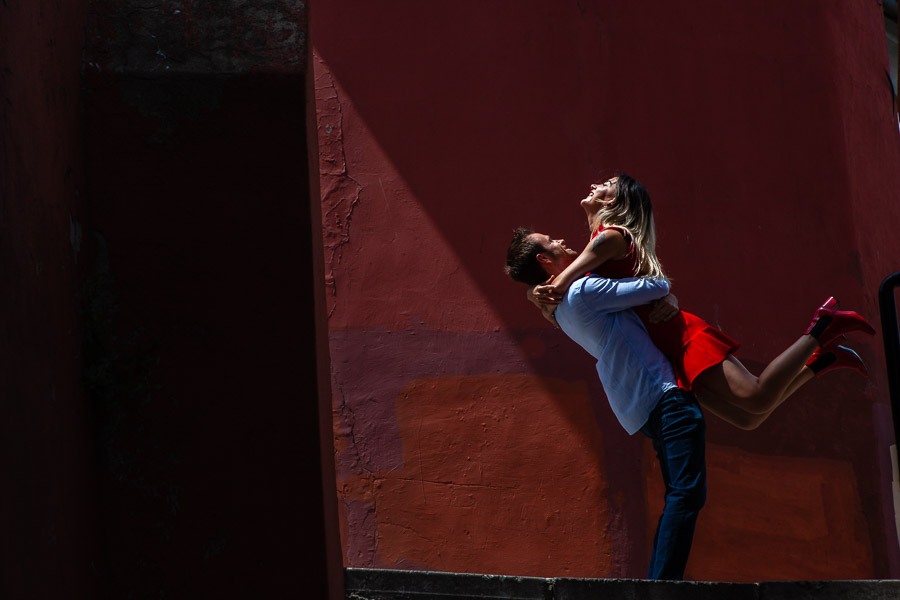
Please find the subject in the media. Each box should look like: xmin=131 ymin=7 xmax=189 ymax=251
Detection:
xmin=596 ymin=173 xmax=667 ymax=280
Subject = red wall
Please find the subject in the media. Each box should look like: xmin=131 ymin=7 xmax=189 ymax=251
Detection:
xmin=313 ymin=0 xmax=900 ymax=580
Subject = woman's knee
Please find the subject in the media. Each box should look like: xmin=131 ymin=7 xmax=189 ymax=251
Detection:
xmin=699 ymin=360 xmax=763 ymax=402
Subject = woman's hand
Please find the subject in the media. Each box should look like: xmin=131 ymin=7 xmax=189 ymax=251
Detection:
xmin=647 ymin=293 xmax=679 ymax=323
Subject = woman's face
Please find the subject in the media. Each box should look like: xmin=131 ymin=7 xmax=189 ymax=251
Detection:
xmin=581 ymin=177 xmax=618 ymax=212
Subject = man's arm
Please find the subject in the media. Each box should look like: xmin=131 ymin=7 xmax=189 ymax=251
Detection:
xmin=578 ymin=276 xmax=670 ymax=314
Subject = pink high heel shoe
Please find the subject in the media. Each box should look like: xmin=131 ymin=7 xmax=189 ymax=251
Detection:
xmin=803 ymin=297 xmax=875 ymax=347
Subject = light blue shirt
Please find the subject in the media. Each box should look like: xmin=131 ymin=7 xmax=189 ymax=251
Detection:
xmin=554 ymin=275 xmax=678 ymax=435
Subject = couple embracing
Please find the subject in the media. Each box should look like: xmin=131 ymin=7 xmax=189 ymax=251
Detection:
xmin=505 ymin=173 xmax=874 ymax=580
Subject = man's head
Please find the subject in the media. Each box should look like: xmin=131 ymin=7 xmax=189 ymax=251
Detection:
xmin=505 ymin=228 xmax=577 ymax=285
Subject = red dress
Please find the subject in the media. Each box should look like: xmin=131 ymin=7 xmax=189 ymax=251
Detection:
xmin=590 ymin=226 xmax=739 ymax=390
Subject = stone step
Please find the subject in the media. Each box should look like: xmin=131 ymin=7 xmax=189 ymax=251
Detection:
xmin=346 ymin=568 xmax=900 ymax=600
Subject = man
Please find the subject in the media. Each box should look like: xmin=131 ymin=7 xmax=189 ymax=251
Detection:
xmin=505 ymin=227 xmax=706 ymax=581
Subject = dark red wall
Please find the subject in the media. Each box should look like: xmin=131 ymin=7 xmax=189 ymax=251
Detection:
xmin=313 ymin=0 xmax=900 ymax=581
xmin=79 ymin=2 xmax=341 ymax=596
xmin=1 ymin=0 xmax=95 ymax=597
xmin=3 ymin=1 xmax=341 ymax=597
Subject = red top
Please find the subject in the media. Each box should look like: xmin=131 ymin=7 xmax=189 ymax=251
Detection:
xmin=588 ymin=226 xmax=739 ymax=390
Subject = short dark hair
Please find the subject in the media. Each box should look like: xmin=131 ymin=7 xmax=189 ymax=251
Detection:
xmin=505 ymin=227 xmax=549 ymax=286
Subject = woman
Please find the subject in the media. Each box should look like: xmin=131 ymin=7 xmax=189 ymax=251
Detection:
xmin=531 ymin=173 xmax=874 ymax=430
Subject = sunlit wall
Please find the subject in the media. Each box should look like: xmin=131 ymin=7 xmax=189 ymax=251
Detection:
xmin=313 ymin=0 xmax=900 ymax=580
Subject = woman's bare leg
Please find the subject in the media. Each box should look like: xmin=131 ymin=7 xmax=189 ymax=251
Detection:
xmin=690 ymin=298 xmax=874 ymax=425
xmin=781 ymin=366 xmax=815 ymax=400
xmin=694 ymin=334 xmax=818 ymax=415
xmin=697 ymin=392 xmax=770 ymax=430
xmin=698 ymin=366 xmax=812 ymax=430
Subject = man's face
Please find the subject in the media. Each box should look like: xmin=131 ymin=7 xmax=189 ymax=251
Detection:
xmin=529 ymin=232 xmax=577 ymax=272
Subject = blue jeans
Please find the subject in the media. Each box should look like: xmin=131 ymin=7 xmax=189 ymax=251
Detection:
xmin=640 ymin=387 xmax=707 ymax=580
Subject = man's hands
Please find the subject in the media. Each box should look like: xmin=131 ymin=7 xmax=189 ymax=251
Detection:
xmin=527 ymin=279 xmax=560 ymax=327
xmin=647 ymin=293 xmax=679 ymax=323
xmin=532 ymin=276 xmax=563 ymax=306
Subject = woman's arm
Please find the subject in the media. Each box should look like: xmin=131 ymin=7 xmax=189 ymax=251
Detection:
xmin=533 ymin=228 xmax=629 ymax=300
xmin=647 ymin=293 xmax=679 ymax=323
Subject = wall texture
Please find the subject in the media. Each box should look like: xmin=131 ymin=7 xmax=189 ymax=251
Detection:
xmin=313 ymin=0 xmax=900 ymax=581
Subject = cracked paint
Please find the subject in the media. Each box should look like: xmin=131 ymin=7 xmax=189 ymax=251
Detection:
xmin=314 ymin=51 xmax=361 ymax=317
xmin=333 ymin=378 xmax=375 ymax=477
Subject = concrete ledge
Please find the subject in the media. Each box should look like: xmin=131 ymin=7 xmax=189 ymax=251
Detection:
xmin=553 ymin=577 xmax=755 ymax=600
xmin=345 ymin=568 xmax=900 ymax=600
xmin=346 ymin=568 xmax=551 ymax=599
xmin=757 ymin=580 xmax=900 ymax=600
